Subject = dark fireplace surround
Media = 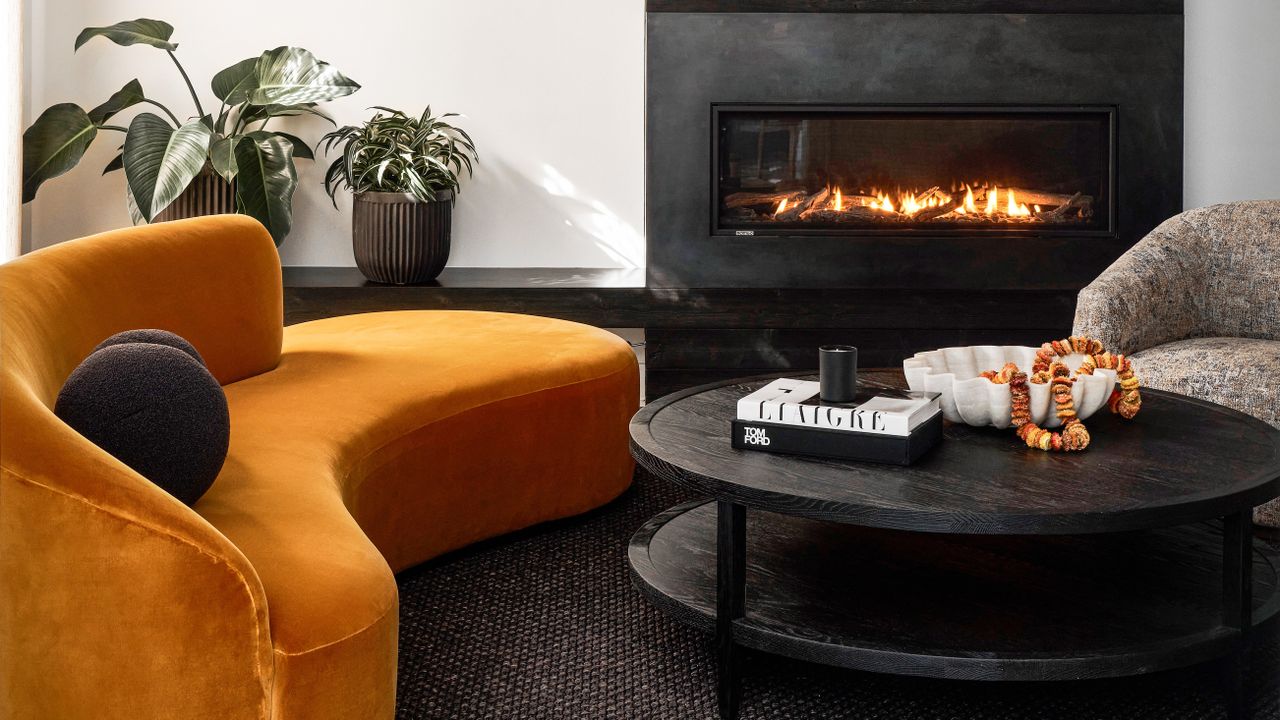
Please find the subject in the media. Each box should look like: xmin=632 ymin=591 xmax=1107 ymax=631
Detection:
xmin=646 ymin=2 xmax=1184 ymax=291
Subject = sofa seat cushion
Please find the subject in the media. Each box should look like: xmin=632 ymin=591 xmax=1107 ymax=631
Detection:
xmin=193 ymin=310 xmax=638 ymax=716
xmin=1130 ymin=337 xmax=1280 ymax=427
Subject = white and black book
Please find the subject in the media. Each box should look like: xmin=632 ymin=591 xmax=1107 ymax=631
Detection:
xmin=736 ymin=378 xmax=941 ymax=437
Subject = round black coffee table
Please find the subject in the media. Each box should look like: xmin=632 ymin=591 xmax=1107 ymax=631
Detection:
xmin=627 ymin=372 xmax=1280 ymax=720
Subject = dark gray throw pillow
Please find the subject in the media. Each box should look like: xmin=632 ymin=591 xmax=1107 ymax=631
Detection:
xmin=54 ymin=339 xmax=230 ymax=506
xmin=94 ymin=328 xmax=206 ymax=366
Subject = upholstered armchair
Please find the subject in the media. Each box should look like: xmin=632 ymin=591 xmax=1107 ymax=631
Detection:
xmin=1073 ymin=200 xmax=1280 ymax=526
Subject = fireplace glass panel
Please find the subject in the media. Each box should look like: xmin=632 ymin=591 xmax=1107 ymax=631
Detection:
xmin=715 ymin=107 xmax=1113 ymax=235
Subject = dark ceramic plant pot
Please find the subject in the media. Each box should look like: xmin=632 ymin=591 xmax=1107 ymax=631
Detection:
xmin=153 ymin=166 xmax=237 ymax=223
xmin=352 ymin=190 xmax=453 ymax=285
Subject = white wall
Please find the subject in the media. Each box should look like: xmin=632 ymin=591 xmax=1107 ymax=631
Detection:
xmin=2 ymin=0 xmax=21 ymax=261
xmin=21 ymin=1 xmax=1280 ymax=267
xmin=22 ymin=0 xmax=645 ymax=268
xmin=1184 ymin=0 xmax=1280 ymax=208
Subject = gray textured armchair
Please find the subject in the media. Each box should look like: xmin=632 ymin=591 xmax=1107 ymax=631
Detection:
xmin=1073 ymin=200 xmax=1280 ymax=526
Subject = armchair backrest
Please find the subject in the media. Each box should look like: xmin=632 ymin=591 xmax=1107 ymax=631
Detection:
xmin=1075 ymin=200 xmax=1280 ymax=354
xmin=1189 ymin=200 xmax=1280 ymax=341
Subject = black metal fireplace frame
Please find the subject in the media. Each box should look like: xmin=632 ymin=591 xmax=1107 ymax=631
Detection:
xmin=709 ymin=103 xmax=1118 ymax=239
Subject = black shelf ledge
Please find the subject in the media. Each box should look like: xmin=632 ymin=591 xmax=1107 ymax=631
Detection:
xmin=283 ymin=266 xmax=647 ymax=327
xmin=282 ymin=266 xmax=1077 ymax=331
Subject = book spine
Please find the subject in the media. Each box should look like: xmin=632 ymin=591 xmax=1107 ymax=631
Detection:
xmin=733 ymin=418 xmax=943 ymax=465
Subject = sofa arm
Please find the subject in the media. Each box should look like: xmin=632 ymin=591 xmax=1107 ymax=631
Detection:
xmin=0 ymin=390 xmax=274 ymax=720
xmin=1073 ymin=212 xmax=1206 ymax=355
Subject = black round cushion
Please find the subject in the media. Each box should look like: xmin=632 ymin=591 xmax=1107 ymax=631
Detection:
xmin=54 ymin=343 xmax=230 ymax=506
xmin=94 ymin=329 xmax=205 ymax=366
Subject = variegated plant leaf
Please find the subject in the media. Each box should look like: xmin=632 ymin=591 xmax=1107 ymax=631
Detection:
xmin=75 ymin=19 xmax=176 ymax=52
xmin=233 ymin=133 xmax=297 ymax=244
xmin=209 ymin=135 xmax=238 ymax=182
xmin=248 ymin=47 xmax=359 ymax=106
xmin=22 ymin=103 xmax=97 ymax=202
xmin=123 ymin=113 xmax=212 ymax=221
xmin=88 ymin=79 xmax=146 ymax=125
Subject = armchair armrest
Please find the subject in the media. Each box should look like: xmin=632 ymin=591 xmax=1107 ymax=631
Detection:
xmin=1073 ymin=212 xmax=1206 ymax=355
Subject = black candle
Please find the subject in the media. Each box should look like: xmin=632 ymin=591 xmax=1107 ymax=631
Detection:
xmin=819 ymin=345 xmax=858 ymax=403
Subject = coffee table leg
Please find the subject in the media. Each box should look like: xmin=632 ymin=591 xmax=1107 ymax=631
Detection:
xmin=1221 ymin=510 xmax=1253 ymax=720
xmin=717 ymin=501 xmax=746 ymax=720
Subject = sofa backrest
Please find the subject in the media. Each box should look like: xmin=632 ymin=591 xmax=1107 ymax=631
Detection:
xmin=1 ymin=211 xmax=283 ymax=481
xmin=2 ymin=214 xmax=282 ymax=402
xmin=1 ymin=210 xmax=282 ymax=485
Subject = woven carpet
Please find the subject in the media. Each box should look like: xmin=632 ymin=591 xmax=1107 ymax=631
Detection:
xmin=395 ymin=469 xmax=1280 ymax=719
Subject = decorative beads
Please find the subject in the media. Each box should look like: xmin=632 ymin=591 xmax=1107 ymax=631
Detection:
xmin=1086 ymin=351 xmax=1142 ymax=419
xmin=981 ymin=335 xmax=1138 ymax=452
xmin=979 ymin=362 xmax=1018 ymax=384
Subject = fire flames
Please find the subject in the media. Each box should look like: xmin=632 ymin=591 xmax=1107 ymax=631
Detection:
xmin=757 ymin=181 xmax=1087 ymax=224
xmin=859 ymin=185 xmax=1031 ymax=218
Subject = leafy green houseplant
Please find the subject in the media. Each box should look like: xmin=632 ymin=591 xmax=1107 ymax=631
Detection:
xmin=320 ymin=108 xmax=476 ymax=284
xmin=22 ymin=19 xmax=360 ymax=244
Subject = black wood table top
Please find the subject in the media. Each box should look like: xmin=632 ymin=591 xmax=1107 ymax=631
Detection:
xmin=630 ymin=371 xmax=1280 ymax=535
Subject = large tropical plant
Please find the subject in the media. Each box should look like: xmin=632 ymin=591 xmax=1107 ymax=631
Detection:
xmin=22 ymin=18 xmax=360 ymax=244
xmin=320 ymin=107 xmax=476 ymax=204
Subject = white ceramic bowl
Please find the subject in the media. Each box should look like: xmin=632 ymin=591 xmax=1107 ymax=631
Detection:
xmin=903 ymin=345 xmax=1117 ymax=429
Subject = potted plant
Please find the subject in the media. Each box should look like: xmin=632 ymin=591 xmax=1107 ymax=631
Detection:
xmin=21 ymin=18 xmax=360 ymax=244
xmin=320 ymin=107 xmax=476 ymax=284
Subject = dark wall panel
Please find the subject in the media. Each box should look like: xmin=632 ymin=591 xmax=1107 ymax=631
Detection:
xmin=646 ymin=11 xmax=1183 ymax=289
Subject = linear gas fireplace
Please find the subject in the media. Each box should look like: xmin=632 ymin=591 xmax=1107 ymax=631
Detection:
xmin=647 ymin=4 xmax=1181 ymax=290
xmin=644 ymin=0 xmax=1182 ymax=394
xmin=715 ymin=106 xmax=1114 ymax=237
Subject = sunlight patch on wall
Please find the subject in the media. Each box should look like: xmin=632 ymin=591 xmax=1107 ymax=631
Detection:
xmin=539 ymin=163 xmax=643 ymax=269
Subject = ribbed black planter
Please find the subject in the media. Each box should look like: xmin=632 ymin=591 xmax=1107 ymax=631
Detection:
xmin=154 ymin=167 xmax=237 ymax=223
xmin=352 ymin=191 xmax=453 ymax=285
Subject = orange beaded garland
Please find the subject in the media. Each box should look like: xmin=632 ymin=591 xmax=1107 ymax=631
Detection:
xmin=979 ymin=335 xmax=1140 ymax=452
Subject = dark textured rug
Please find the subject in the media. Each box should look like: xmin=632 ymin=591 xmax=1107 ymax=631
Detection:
xmin=395 ymin=470 xmax=1280 ymax=719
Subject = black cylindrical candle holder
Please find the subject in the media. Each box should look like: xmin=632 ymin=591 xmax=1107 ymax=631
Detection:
xmin=819 ymin=345 xmax=858 ymax=403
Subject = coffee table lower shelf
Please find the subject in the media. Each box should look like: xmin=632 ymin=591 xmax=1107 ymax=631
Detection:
xmin=628 ymin=501 xmax=1280 ymax=683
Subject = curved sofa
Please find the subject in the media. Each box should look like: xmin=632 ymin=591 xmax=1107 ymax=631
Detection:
xmin=0 ymin=216 xmax=638 ymax=719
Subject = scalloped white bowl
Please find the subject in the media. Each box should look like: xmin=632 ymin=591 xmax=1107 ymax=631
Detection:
xmin=903 ymin=346 xmax=1117 ymax=429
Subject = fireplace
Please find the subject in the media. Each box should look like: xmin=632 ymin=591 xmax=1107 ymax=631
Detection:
xmin=643 ymin=0 xmax=1183 ymax=395
xmin=714 ymin=105 xmax=1114 ymax=237
xmin=647 ymin=4 xmax=1182 ymax=290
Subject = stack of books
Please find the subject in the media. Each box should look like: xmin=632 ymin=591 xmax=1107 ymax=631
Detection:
xmin=731 ymin=378 xmax=943 ymax=465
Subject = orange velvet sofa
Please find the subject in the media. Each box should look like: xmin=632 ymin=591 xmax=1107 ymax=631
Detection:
xmin=0 ymin=215 xmax=638 ymax=719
